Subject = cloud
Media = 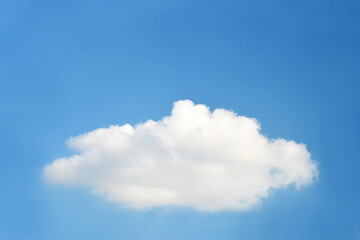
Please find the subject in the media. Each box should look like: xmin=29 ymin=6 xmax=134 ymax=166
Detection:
xmin=43 ymin=100 xmax=318 ymax=212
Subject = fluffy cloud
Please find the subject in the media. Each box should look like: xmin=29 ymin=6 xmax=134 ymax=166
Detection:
xmin=43 ymin=100 xmax=318 ymax=211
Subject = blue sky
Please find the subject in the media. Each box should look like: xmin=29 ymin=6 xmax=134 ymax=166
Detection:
xmin=1 ymin=0 xmax=360 ymax=239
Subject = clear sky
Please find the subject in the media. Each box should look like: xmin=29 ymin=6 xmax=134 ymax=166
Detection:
xmin=1 ymin=0 xmax=359 ymax=239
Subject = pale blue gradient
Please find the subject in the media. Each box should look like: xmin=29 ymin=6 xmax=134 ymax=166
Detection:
xmin=1 ymin=0 xmax=359 ymax=239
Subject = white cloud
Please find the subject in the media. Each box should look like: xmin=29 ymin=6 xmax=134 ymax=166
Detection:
xmin=43 ymin=100 xmax=318 ymax=212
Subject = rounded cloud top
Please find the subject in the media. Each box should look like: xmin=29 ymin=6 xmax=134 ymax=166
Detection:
xmin=43 ymin=100 xmax=318 ymax=212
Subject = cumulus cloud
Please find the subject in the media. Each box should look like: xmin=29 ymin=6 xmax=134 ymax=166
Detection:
xmin=43 ymin=100 xmax=318 ymax=212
